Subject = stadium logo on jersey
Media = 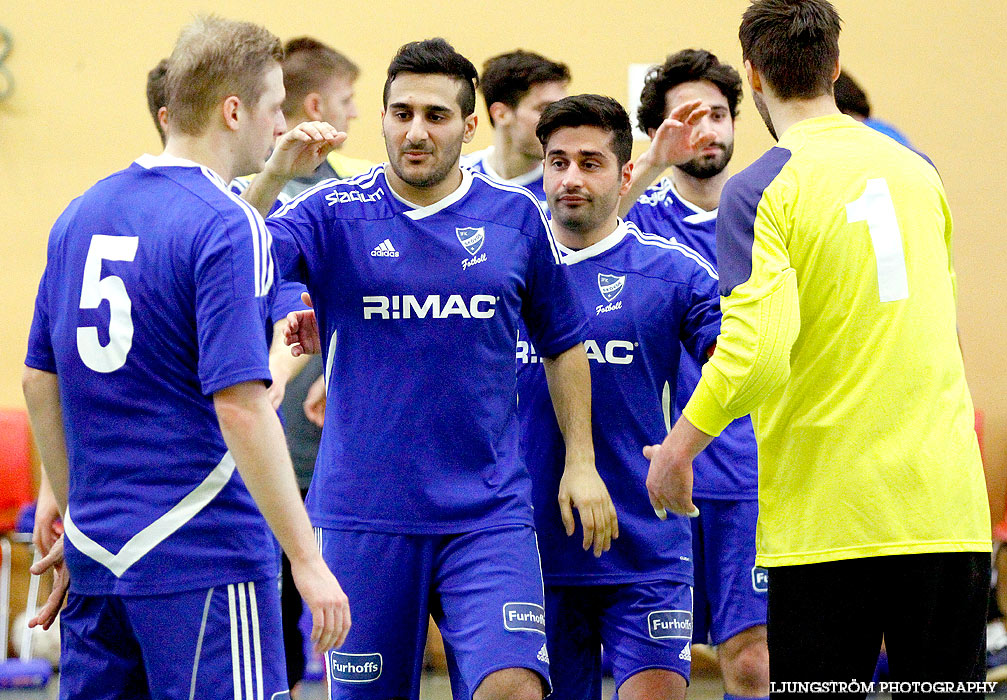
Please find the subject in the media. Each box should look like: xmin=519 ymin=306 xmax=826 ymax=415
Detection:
xmin=456 ymin=226 xmax=485 ymax=256
xmin=325 ymin=188 xmax=383 ymax=206
xmin=329 ymin=652 xmax=382 ymax=683
xmin=362 ymin=294 xmax=497 ymax=320
xmin=648 ymin=610 xmax=693 ymax=640
xmin=370 ymin=239 xmax=400 ymax=258
xmin=752 ymin=566 xmax=769 ymax=593
xmin=502 ymin=602 xmax=546 ymax=634
xmin=598 ymin=273 xmax=626 ymax=302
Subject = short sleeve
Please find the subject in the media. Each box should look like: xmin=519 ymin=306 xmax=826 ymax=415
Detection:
xmin=25 ymin=267 xmax=57 ymax=373
xmin=520 ymin=204 xmax=588 ymax=357
xmin=269 ymin=277 xmax=310 ymax=324
xmin=194 ymin=211 xmax=273 ymax=395
xmin=266 ymin=199 xmax=316 ymax=285
xmin=679 ymin=264 xmax=722 ymax=364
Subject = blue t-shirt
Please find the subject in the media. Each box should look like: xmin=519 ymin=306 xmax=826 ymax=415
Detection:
xmin=627 ymin=179 xmax=759 ymax=499
xmin=25 ymin=154 xmax=279 ymax=595
xmin=267 ymin=165 xmax=587 ymax=533
xmin=518 ymin=221 xmax=721 ymax=585
xmin=461 ymin=147 xmax=546 ymax=204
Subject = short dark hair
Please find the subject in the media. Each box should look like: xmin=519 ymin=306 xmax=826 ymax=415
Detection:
xmin=146 ymin=58 xmax=169 ymax=144
xmin=536 ymin=94 xmax=633 ymax=168
xmin=833 ymin=70 xmax=870 ymax=118
xmin=282 ymin=37 xmax=359 ymax=118
xmin=383 ymin=38 xmax=479 ymax=117
xmin=480 ymin=50 xmax=570 ymax=126
xmin=739 ymin=0 xmax=842 ymax=100
xmin=636 ymin=49 xmax=743 ymax=135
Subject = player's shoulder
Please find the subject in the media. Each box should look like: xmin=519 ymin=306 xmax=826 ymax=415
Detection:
xmin=460 ymin=148 xmax=489 ymax=171
xmin=272 ymin=164 xmax=390 ymax=221
xmin=468 ymin=170 xmax=549 ymax=225
xmin=622 ymin=221 xmax=718 ymax=283
xmin=724 ymin=146 xmax=794 ymax=204
xmin=326 ymin=151 xmax=375 ymax=178
xmin=635 ymin=177 xmax=676 ymax=207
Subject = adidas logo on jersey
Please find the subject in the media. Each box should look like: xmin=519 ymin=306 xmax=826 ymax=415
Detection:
xmin=679 ymin=644 xmax=692 ymax=662
xmin=362 ymin=294 xmax=497 ymax=320
xmin=370 ymin=239 xmax=399 ymax=258
xmin=537 ymin=643 xmax=550 ymax=663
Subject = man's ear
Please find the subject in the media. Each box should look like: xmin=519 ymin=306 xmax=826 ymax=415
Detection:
xmin=488 ymin=102 xmax=512 ymax=127
xmin=303 ymin=93 xmax=324 ymax=121
xmin=618 ymin=160 xmax=634 ymax=197
xmin=463 ymin=113 xmax=478 ymax=144
xmin=744 ymin=60 xmax=762 ymax=95
xmin=222 ymin=95 xmax=241 ymax=131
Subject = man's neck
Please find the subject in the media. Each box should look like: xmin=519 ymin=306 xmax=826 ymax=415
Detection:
xmin=670 ymin=167 xmax=728 ymax=212
xmin=163 ymin=132 xmax=234 ymax=184
xmin=553 ymin=213 xmax=621 ymax=252
xmin=384 ymin=164 xmax=464 ymax=208
xmin=766 ymin=93 xmax=842 ymax=140
xmin=488 ymin=135 xmax=540 ymax=181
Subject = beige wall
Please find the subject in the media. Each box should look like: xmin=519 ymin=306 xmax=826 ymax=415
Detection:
xmin=3 ymin=1 xmax=1006 ymax=517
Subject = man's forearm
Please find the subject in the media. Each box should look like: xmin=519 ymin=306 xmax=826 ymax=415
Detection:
xmin=22 ymin=367 xmax=69 ymax=512
xmin=214 ymin=381 xmax=317 ymax=565
xmin=242 ymin=171 xmax=290 ymax=218
xmin=542 ymin=343 xmax=595 ymax=465
xmin=618 ymin=150 xmax=666 ymax=218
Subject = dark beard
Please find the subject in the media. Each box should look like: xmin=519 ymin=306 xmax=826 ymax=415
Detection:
xmin=678 ymin=142 xmax=733 ymax=179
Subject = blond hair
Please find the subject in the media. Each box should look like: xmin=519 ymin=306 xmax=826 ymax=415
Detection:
xmin=165 ymin=16 xmax=283 ymax=136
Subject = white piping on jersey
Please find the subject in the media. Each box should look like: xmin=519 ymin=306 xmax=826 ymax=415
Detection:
xmin=213 ymin=173 xmax=274 ymax=298
xmin=134 ymin=153 xmax=274 ymax=298
xmin=272 ymin=165 xmax=384 ymax=218
xmin=387 ymin=166 xmax=475 ymax=220
xmin=323 ymin=329 xmax=337 ymax=393
xmin=462 ymin=147 xmax=545 ymax=187
xmin=637 ymin=176 xmax=718 ymax=224
xmin=62 ymin=451 xmax=238 ymax=578
xmin=470 ymin=171 xmax=562 ymax=264
xmin=626 ymin=223 xmax=719 ymax=280
xmin=554 ymin=219 xmax=630 ymax=265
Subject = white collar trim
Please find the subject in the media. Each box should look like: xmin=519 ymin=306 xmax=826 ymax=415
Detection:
xmin=386 ymin=165 xmax=474 ymax=220
xmin=478 ymin=146 xmax=544 ymax=187
xmin=556 ymin=220 xmax=629 ymax=265
xmin=668 ymin=179 xmax=718 ymax=223
xmin=134 ymin=153 xmax=225 ymax=185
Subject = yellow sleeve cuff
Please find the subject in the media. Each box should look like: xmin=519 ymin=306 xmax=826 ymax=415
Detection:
xmin=682 ymin=377 xmax=735 ymax=438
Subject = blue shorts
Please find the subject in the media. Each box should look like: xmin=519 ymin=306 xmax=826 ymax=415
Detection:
xmin=316 ymin=525 xmax=550 ymax=700
xmin=691 ymin=498 xmax=767 ymax=645
xmin=60 ymin=579 xmax=287 ymax=700
xmin=545 ymin=580 xmax=693 ymax=700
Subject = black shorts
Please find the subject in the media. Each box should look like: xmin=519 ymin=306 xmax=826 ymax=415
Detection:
xmin=767 ymin=551 xmax=989 ymax=699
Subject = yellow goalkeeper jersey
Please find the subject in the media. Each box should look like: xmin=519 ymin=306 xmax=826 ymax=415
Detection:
xmin=683 ymin=113 xmax=990 ymax=566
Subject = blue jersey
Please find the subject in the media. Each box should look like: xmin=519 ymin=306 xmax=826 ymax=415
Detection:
xmin=627 ymin=179 xmax=759 ymax=499
xmin=25 ymin=154 xmax=279 ymax=596
xmin=517 ymin=221 xmax=722 ymax=585
xmin=267 ymin=165 xmax=587 ymax=534
xmin=462 ymin=147 xmax=546 ymax=204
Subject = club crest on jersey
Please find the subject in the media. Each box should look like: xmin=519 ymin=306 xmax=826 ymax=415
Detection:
xmin=456 ymin=227 xmax=485 ymax=256
xmin=598 ymin=273 xmax=626 ymax=302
